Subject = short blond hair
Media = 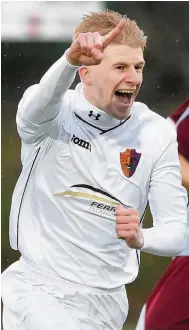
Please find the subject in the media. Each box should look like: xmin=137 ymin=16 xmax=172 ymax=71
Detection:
xmin=74 ymin=10 xmax=147 ymax=50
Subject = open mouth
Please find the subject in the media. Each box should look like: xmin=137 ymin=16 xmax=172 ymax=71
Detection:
xmin=115 ymin=90 xmax=134 ymax=105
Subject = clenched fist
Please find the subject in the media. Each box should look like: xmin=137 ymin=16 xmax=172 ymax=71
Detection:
xmin=67 ymin=19 xmax=126 ymax=66
xmin=115 ymin=205 xmax=144 ymax=249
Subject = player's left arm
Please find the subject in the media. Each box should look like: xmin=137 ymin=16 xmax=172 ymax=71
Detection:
xmin=140 ymin=131 xmax=188 ymax=256
xmin=116 ymin=128 xmax=188 ymax=255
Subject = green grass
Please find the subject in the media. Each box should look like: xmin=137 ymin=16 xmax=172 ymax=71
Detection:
xmin=123 ymin=324 xmax=135 ymax=330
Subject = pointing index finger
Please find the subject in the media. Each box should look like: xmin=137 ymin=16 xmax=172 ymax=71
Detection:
xmin=103 ymin=19 xmax=126 ymax=47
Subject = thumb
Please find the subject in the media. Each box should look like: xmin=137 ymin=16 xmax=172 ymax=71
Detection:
xmin=115 ymin=204 xmax=126 ymax=215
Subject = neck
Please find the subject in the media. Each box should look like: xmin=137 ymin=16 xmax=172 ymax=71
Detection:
xmin=74 ymin=83 xmax=128 ymax=130
xmin=82 ymin=85 xmax=131 ymax=120
xmin=83 ymin=86 xmax=104 ymax=112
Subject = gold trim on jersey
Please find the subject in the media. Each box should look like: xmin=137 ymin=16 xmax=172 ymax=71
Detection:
xmin=54 ymin=191 xmax=120 ymax=205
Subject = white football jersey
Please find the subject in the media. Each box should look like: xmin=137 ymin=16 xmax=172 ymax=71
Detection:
xmin=9 ymin=52 xmax=187 ymax=289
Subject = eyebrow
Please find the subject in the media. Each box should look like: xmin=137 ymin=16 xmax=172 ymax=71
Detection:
xmin=114 ymin=61 xmax=146 ymax=67
xmin=136 ymin=61 xmax=145 ymax=66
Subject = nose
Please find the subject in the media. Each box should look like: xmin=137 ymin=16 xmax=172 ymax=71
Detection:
xmin=123 ymin=67 xmax=141 ymax=86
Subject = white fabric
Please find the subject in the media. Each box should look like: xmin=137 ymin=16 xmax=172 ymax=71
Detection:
xmin=8 ymin=50 xmax=188 ymax=290
xmin=167 ymin=108 xmax=189 ymax=256
xmin=175 ymin=108 xmax=189 ymax=256
xmin=135 ymin=304 xmax=146 ymax=330
xmin=175 ymin=106 xmax=189 ymax=127
xmin=2 ymin=259 xmax=128 ymax=330
xmin=181 ymin=208 xmax=189 ymax=255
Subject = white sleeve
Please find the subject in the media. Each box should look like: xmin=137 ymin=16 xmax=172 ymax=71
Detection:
xmin=141 ymin=132 xmax=188 ymax=256
xmin=16 ymin=49 xmax=79 ymax=144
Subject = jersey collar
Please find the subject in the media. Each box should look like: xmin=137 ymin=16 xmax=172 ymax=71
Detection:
xmin=74 ymin=83 xmax=131 ymax=130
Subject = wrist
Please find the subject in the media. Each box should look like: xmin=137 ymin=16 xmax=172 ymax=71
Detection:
xmin=136 ymin=231 xmax=144 ymax=249
xmin=66 ymin=49 xmax=81 ymax=67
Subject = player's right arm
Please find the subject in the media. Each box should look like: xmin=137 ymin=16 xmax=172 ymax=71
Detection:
xmin=16 ymin=52 xmax=79 ymax=145
xmin=16 ymin=20 xmax=126 ymax=145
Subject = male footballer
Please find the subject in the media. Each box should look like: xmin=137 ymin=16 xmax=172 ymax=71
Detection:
xmin=1 ymin=10 xmax=187 ymax=330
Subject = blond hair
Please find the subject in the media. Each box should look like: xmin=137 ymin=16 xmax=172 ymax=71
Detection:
xmin=74 ymin=10 xmax=147 ymax=50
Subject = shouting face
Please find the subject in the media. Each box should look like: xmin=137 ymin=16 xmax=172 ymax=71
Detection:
xmin=81 ymin=44 xmax=145 ymax=120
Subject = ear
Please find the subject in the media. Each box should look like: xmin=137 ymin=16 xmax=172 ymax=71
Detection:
xmin=79 ymin=66 xmax=93 ymax=86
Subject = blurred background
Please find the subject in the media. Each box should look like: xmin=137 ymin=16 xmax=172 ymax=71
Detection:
xmin=1 ymin=1 xmax=189 ymax=329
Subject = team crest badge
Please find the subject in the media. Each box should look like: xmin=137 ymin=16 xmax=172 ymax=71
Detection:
xmin=120 ymin=149 xmax=141 ymax=178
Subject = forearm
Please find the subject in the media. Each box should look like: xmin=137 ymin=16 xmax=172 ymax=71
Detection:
xmin=141 ymin=221 xmax=187 ymax=256
xmin=18 ymin=50 xmax=79 ymax=125
xmin=145 ymin=131 xmax=188 ymax=257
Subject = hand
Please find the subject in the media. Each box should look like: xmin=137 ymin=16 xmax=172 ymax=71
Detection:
xmin=115 ymin=205 xmax=144 ymax=249
xmin=67 ymin=19 xmax=126 ymax=66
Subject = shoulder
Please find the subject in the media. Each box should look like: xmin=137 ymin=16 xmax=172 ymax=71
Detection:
xmin=132 ymin=101 xmax=177 ymax=140
xmin=60 ymin=88 xmax=77 ymax=120
xmin=62 ymin=88 xmax=76 ymax=104
xmin=169 ymin=98 xmax=189 ymax=124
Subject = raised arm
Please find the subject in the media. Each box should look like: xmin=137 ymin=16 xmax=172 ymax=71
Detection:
xmin=17 ymin=52 xmax=79 ymax=128
xmin=17 ymin=20 xmax=126 ymax=144
xmin=67 ymin=19 xmax=126 ymax=66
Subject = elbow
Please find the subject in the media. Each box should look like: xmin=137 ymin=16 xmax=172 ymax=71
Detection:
xmin=178 ymin=227 xmax=188 ymax=255
xmin=172 ymin=224 xmax=188 ymax=256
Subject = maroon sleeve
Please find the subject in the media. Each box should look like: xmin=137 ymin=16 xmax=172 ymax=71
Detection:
xmin=177 ymin=116 xmax=189 ymax=161
xmin=169 ymin=99 xmax=189 ymax=124
xmin=168 ymin=99 xmax=189 ymax=161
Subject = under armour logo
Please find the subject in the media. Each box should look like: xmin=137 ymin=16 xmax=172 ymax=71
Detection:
xmin=88 ymin=111 xmax=101 ymax=120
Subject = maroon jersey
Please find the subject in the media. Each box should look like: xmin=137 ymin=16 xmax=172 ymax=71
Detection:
xmin=145 ymin=256 xmax=189 ymax=330
xmin=169 ymin=99 xmax=189 ymax=161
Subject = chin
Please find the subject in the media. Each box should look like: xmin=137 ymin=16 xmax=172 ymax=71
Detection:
xmin=113 ymin=107 xmax=131 ymax=120
xmin=114 ymin=114 xmax=129 ymax=120
xmin=109 ymin=100 xmax=133 ymax=120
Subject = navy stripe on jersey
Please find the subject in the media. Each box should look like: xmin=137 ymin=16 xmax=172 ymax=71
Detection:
xmin=100 ymin=115 xmax=131 ymax=135
xmin=74 ymin=112 xmax=131 ymax=134
xmin=74 ymin=113 xmax=104 ymax=132
xmin=17 ymin=147 xmax=41 ymax=248
xmin=70 ymin=183 xmax=126 ymax=205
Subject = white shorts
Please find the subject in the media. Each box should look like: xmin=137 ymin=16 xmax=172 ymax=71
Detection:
xmin=1 ymin=258 xmax=128 ymax=330
xmin=135 ymin=305 xmax=146 ymax=330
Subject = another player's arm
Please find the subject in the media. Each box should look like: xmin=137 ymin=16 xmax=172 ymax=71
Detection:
xmin=179 ymin=153 xmax=189 ymax=190
xmin=177 ymin=118 xmax=189 ymax=190
xmin=176 ymin=114 xmax=189 ymax=190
